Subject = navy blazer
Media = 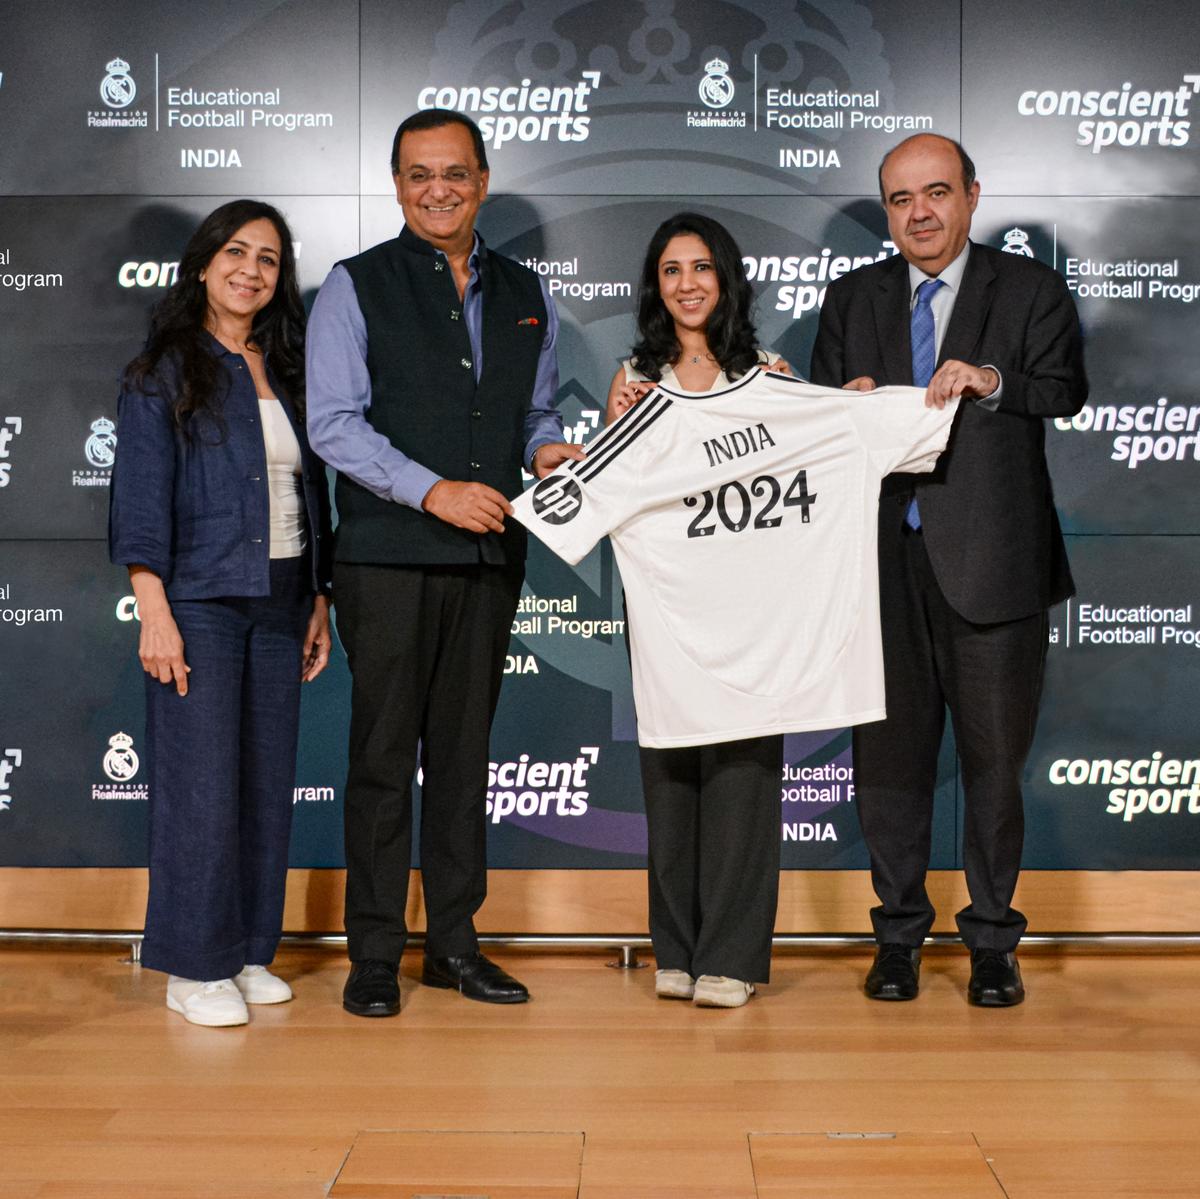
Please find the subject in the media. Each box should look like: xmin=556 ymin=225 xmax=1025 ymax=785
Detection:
xmin=109 ymin=336 xmax=333 ymax=600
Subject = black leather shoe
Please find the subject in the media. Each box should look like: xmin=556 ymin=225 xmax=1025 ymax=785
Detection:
xmin=968 ymin=949 xmax=1025 ymax=1007
xmin=342 ymin=959 xmax=400 ymax=1017
xmin=421 ymin=952 xmax=530 ymax=1004
xmin=864 ymin=943 xmax=921 ymax=1001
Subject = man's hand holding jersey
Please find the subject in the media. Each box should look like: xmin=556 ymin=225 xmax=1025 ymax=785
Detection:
xmin=841 ymin=360 xmax=999 ymax=410
xmin=421 ymin=442 xmax=586 ymax=534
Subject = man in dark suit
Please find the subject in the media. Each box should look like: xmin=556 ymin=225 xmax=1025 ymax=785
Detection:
xmin=810 ymin=133 xmax=1086 ymax=1006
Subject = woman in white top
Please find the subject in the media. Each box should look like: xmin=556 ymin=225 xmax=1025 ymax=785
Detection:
xmin=605 ymin=213 xmax=788 ymax=1009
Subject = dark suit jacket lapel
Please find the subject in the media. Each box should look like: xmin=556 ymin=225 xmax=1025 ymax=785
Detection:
xmin=873 ymin=254 xmax=914 ymax=385
xmin=939 ymin=240 xmax=996 ymax=367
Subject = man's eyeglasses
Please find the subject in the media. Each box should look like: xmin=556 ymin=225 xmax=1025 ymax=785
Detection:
xmin=400 ymin=168 xmax=478 ymax=187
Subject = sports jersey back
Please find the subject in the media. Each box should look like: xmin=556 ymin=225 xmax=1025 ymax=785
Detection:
xmin=512 ymin=368 xmax=958 ymax=747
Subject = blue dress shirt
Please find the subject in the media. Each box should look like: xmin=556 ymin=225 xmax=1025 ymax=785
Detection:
xmin=305 ymin=232 xmax=564 ymax=511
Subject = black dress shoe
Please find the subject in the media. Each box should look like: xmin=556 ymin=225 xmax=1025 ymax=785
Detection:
xmin=968 ymin=949 xmax=1025 ymax=1007
xmin=342 ymin=959 xmax=401 ymax=1017
xmin=421 ymin=952 xmax=530 ymax=1004
xmin=864 ymin=943 xmax=921 ymax=1001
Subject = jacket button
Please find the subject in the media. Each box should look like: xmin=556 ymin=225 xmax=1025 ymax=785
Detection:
xmin=471 ymin=410 xmax=482 ymax=419
xmin=461 ymin=358 xmax=472 ymax=369
xmin=450 ymin=309 xmax=461 ymax=320
xmin=434 ymin=260 xmax=445 ymax=272
xmin=250 ymin=475 xmax=262 ymax=482
xmin=251 ymin=537 xmax=263 ymax=544
xmin=470 ymin=461 xmax=481 ymax=470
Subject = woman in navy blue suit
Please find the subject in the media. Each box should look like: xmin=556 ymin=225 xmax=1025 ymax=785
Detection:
xmin=110 ymin=200 xmax=333 ymax=1027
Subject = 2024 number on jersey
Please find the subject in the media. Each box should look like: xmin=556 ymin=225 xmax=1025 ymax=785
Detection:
xmin=683 ymin=469 xmax=817 ymax=539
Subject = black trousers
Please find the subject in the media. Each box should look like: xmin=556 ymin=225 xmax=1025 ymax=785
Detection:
xmin=639 ymin=735 xmax=783 ymax=983
xmin=334 ymin=561 xmax=522 ymax=963
xmin=853 ymin=528 xmax=1047 ymax=951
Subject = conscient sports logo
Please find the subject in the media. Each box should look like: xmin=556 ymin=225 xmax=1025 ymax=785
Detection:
xmin=1049 ymin=753 xmax=1200 ymax=823
xmin=1054 ymin=395 xmax=1200 ymax=468
xmin=0 ymin=416 xmax=22 ymax=488
xmin=742 ymin=242 xmax=900 ymax=320
xmin=485 ymin=748 xmax=597 ymax=824
xmin=417 ymin=72 xmax=601 ymax=149
xmin=1017 ymin=74 xmax=1200 ymax=153
xmin=0 ymin=747 xmax=21 ymax=813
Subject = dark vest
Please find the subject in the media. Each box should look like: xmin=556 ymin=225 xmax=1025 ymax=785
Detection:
xmin=336 ymin=226 xmax=547 ymax=566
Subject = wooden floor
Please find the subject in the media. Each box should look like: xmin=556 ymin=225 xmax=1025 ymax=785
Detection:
xmin=2 ymin=944 xmax=1199 ymax=1197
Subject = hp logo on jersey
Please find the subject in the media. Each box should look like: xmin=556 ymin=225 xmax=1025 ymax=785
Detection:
xmin=531 ymin=474 xmax=583 ymax=524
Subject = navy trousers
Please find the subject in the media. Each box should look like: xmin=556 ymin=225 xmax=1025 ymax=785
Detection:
xmin=141 ymin=557 xmax=312 ymax=980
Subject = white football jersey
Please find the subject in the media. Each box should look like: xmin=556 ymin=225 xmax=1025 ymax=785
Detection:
xmin=512 ymin=368 xmax=959 ymax=748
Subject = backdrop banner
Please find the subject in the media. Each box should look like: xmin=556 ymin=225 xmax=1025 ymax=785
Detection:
xmin=1 ymin=0 xmax=1197 ymax=873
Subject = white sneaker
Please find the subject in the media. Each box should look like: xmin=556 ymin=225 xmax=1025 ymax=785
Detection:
xmin=655 ymin=968 xmax=695 ymax=1000
xmin=166 ymin=976 xmax=249 ymax=1027
xmin=693 ymin=975 xmax=755 ymax=1008
xmin=234 ymin=964 xmax=293 ymax=1005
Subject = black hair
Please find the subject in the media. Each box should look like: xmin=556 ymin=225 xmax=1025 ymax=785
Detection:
xmin=390 ymin=108 xmax=489 ymax=175
xmin=877 ymin=133 xmax=976 ymax=201
xmin=124 ymin=199 xmax=306 ymax=432
xmin=629 ymin=212 xmax=760 ymax=383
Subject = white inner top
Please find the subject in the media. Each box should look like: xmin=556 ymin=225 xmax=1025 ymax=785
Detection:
xmin=258 ymin=399 xmax=306 ymax=560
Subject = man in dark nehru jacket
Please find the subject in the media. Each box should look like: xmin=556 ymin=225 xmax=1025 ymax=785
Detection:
xmin=810 ymin=133 xmax=1086 ymax=1007
xmin=307 ymin=109 xmax=581 ymax=1017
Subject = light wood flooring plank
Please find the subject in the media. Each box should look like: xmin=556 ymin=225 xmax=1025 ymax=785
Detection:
xmin=2 ymin=945 xmax=1200 ymax=1195
xmin=329 ymin=1130 xmax=583 ymax=1197
xmin=750 ymin=1132 xmax=1004 ymax=1196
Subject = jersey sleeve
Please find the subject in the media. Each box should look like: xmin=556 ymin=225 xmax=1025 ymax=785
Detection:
xmin=511 ymin=390 xmax=668 ymax=565
xmin=844 ymin=387 xmax=960 ymax=476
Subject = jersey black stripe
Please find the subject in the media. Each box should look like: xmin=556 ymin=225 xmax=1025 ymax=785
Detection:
xmin=570 ymin=391 xmax=672 ymax=479
xmin=572 ymin=391 xmax=669 ymax=480
xmin=575 ymin=395 xmax=672 ymax=483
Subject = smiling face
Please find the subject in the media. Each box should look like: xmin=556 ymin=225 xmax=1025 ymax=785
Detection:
xmin=201 ymin=217 xmax=281 ymax=333
xmin=881 ymin=135 xmax=979 ymax=276
xmin=394 ymin=122 xmax=489 ymax=255
xmin=657 ymin=233 xmax=720 ymax=336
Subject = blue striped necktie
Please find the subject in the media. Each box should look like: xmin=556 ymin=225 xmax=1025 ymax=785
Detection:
xmin=904 ymin=277 xmax=945 ymax=530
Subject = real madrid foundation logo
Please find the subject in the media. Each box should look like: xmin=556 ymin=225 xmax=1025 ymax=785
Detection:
xmin=85 ymin=417 xmax=117 ymax=469
xmin=103 ymin=732 xmax=140 ymax=782
xmin=1002 ymin=228 xmax=1035 ymax=258
xmin=699 ymin=58 xmax=735 ymax=110
xmin=100 ymin=57 xmax=137 ymax=109
xmin=531 ymin=474 xmax=583 ymax=525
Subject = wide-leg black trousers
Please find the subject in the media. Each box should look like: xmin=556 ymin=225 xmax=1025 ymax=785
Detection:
xmin=639 ymin=735 xmax=783 ymax=983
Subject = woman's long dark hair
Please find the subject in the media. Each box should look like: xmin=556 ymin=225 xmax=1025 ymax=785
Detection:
xmin=124 ymin=199 xmax=306 ymax=431
xmin=629 ymin=212 xmax=760 ymax=382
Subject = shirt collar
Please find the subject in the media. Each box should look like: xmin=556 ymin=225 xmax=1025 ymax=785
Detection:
xmin=203 ymin=328 xmax=272 ymax=370
xmin=398 ymin=225 xmax=486 ymax=279
xmin=908 ymin=240 xmax=970 ymax=302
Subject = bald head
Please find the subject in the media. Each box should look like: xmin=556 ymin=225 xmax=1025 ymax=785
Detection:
xmin=878 ymin=134 xmax=976 ymax=201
